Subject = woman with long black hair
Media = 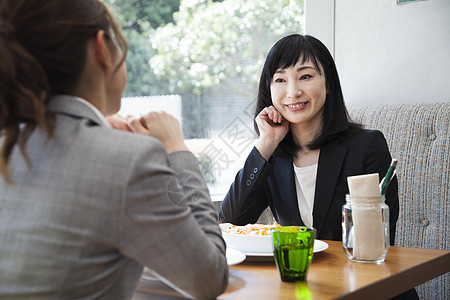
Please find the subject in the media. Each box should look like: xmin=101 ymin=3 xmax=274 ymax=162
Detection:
xmin=220 ymin=34 xmax=399 ymax=244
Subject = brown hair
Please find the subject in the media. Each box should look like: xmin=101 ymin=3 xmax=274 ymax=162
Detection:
xmin=0 ymin=0 xmax=127 ymax=184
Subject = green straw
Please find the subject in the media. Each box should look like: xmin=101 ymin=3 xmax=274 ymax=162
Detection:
xmin=380 ymin=159 xmax=398 ymax=195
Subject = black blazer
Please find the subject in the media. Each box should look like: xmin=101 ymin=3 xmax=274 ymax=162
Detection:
xmin=219 ymin=129 xmax=399 ymax=245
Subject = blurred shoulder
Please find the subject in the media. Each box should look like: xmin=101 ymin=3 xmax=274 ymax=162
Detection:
xmin=97 ymin=127 xmax=168 ymax=159
xmin=105 ymin=127 xmax=164 ymax=148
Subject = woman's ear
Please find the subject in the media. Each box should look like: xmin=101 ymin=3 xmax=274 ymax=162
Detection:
xmin=93 ymin=30 xmax=112 ymax=69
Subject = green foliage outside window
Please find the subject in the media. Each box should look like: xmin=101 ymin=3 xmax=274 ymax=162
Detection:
xmin=102 ymin=0 xmax=304 ymax=138
xmin=151 ymin=0 xmax=304 ymax=96
xmin=103 ymin=0 xmax=303 ymax=97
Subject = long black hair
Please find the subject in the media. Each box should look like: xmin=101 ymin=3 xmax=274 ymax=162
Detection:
xmin=255 ymin=34 xmax=361 ymax=157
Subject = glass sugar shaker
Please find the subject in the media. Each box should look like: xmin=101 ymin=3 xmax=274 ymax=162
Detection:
xmin=342 ymin=194 xmax=390 ymax=263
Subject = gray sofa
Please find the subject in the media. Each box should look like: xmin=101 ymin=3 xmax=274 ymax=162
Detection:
xmin=348 ymin=102 xmax=449 ymax=299
xmin=216 ymin=102 xmax=449 ymax=299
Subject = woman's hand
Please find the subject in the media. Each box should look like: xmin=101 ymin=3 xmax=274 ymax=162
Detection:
xmin=127 ymin=111 xmax=188 ymax=153
xmin=107 ymin=114 xmax=133 ymax=132
xmin=254 ymin=106 xmax=289 ymax=160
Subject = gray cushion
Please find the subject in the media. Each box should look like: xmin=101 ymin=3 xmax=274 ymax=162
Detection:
xmin=348 ymin=102 xmax=449 ymax=299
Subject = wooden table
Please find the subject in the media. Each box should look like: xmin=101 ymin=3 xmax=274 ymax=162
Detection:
xmin=134 ymin=240 xmax=450 ymax=299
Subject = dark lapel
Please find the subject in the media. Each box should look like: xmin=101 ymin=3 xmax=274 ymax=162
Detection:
xmin=272 ymin=155 xmax=303 ymax=224
xmin=313 ymin=141 xmax=347 ymax=236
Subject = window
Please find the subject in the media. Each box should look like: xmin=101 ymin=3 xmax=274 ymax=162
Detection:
xmin=104 ymin=0 xmax=305 ymax=201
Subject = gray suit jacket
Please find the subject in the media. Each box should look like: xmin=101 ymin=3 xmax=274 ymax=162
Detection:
xmin=0 ymin=95 xmax=228 ymax=299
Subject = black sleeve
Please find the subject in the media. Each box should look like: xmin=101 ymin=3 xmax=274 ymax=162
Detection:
xmin=364 ymin=130 xmax=399 ymax=246
xmin=219 ymin=147 xmax=272 ymax=225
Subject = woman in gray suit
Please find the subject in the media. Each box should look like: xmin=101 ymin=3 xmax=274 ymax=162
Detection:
xmin=0 ymin=0 xmax=228 ymax=299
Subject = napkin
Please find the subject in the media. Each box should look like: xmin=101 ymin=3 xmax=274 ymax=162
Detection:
xmin=347 ymin=173 xmax=385 ymax=261
xmin=347 ymin=173 xmax=380 ymax=197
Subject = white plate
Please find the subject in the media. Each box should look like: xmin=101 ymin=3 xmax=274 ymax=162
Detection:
xmin=233 ymin=240 xmax=329 ymax=257
xmin=314 ymin=239 xmax=329 ymax=253
xmin=220 ymin=224 xmax=329 ymax=257
xmin=226 ymin=248 xmax=246 ymax=265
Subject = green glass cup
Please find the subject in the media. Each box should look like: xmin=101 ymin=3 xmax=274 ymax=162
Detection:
xmin=271 ymin=226 xmax=316 ymax=282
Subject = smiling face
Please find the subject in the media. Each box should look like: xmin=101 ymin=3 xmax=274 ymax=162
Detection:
xmin=270 ymin=58 xmax=327 ymax=130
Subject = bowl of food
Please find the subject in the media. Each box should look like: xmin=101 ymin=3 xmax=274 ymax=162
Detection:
xmin=219 ymin=223 xmax=280 ymax=254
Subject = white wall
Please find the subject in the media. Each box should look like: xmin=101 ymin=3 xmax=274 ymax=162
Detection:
xmin=334 ymin=0 xmax=450 ymax=105
xmin=305 ymin=0 xmax=335 ymax=56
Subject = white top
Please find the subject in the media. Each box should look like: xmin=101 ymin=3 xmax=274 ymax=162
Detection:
xmin=293 ymin=163 xmax=318 ymax=227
